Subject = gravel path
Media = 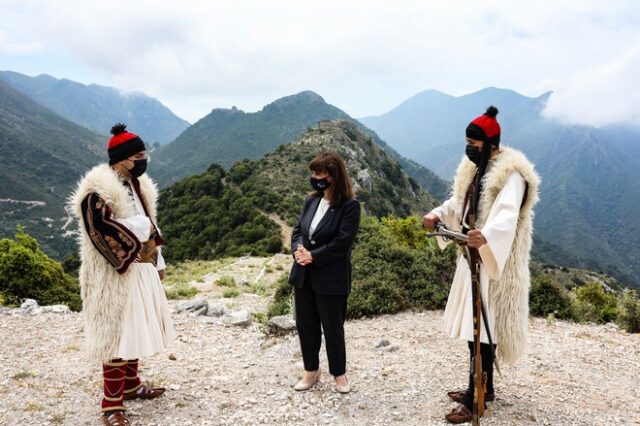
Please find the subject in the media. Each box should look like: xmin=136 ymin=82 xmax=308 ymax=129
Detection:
xmin=1 ymin=304 xmax=639 ymax=425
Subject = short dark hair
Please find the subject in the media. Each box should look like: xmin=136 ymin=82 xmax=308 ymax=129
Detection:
xmin=308 ymin=151 xmax=354 ymax=206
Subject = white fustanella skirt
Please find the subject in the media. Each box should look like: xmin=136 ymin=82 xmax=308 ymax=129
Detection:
xmin=112 ymin=263 xmax=175 ymax=360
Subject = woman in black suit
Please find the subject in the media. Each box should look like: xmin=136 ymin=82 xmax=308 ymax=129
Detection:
xmin=289 ymin=151 xmax=361 ymax=394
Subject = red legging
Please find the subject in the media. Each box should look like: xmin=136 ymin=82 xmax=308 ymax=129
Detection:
xmin=101 ymin=359 xmax=142 ymax=413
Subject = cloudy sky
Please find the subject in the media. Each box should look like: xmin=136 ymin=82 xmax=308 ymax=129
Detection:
xmin=1 ymin=0 xmax=639 ymax=126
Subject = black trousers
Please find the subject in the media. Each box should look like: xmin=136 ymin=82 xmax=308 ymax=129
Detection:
xmin=462 ymin=341 xmax=496 ymax=410
xmin=294 ymin=274 xmax=348 ymax=376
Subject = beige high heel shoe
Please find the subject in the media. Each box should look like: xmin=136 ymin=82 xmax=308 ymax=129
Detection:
xmin=335 ymin=375 xmax=350 ymax=394
xmin=294 ymin=369 xmax=321 ymax=391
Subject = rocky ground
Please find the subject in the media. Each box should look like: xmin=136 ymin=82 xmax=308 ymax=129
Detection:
xmin=1 ymin=255 xmax=639 ymax=426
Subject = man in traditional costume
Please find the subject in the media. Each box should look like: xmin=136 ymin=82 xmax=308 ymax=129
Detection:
xmin=70 ymin=124 xmax=174 ymax=426
xmin=423 ymin=107 xmax=540 ymax=424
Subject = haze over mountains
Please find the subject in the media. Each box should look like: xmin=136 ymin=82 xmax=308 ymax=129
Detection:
xmin=361 ymin=88 xmax=640 ymax=285
xmin=0 ymin=70 xmax=189 ymax=145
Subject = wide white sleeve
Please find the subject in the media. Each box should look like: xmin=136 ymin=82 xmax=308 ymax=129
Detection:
xmin=156 ymin=247 xmax=166 ymax=271
xmin=478 ymin=173 xmax=526 ymax=280
xmin=113 ymin=215 xmax=151 ymax=242
xmin=429 ymin=197 xmax=461 ymax=250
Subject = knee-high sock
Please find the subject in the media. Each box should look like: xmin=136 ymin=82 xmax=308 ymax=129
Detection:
xmin=124 ymin=359 xmax=142 ymax=395
xmin=102 ymin=359 xmax=127 ymax=413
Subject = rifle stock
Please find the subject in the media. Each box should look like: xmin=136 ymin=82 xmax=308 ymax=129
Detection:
xmin=467 ymin=237 xmax=487 ymax=425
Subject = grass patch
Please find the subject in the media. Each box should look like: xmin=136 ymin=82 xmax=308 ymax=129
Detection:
xmin=249 ymin=282 xmax=269 ymax=297
xmin=252 ymin=312 xmax=268 ymax=326
xmin=216 ymin=276 xmax=237 ymax=288
xmin=24 ymin=403 xmax=43 ymax=412
xmin=50 ymin=413 xmax=65 ymax=424
xmin=12 ymin=371 xmax=36 ymax=380
xmin=275 ymin=264 xmax=284 ymax=271
xmin=223 ymin=288 xmax=240 ymax=298
xmin=163 ymin=258 xmax=235 ymax=287
xmin=164 ymin=282 xmax=199 ymax=300
xmin=62 ymin=342 xmax=80 ymax=353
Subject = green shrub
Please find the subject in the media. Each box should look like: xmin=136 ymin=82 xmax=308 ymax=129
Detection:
xmin=529 ymin=275 xmax=572 ymax=319
xmin=223 ymin=288 xmax=240 ymax=298
xmin=347 ymin=216 xmax=454 ymax=318
xmin=164 ymin=282 xmax=199 ymax=300
xmin=266 ymin=216 xmax=456 ymax=320
xmin=216 ymin=276 xmax=237 ymax=287
xmin=0 ymin=227 xmax=81 ymax=311
xmin=267 ymin=274 xmax=292 ymax=318
xmin=349 ymin=274 xmax=407 ymax=317
xmin=617 ymin=290 xmax=640 ymax=333
xmin=570 ymin=281 xmax=618 ymax=324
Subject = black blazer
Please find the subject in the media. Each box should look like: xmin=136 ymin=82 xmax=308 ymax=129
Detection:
xmin=288 ymin=196 xmax=361 ymax=295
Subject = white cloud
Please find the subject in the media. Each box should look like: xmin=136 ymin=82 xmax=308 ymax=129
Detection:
xmin=1 ymin=0 xmax=640 ymax=124
xmin=0 ymin=30 xmax=42 ymax=54
xmin=543 ymin=43 xmax=640 ymax=127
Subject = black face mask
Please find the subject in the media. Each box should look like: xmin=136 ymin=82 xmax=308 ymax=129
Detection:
xmin=129 ymin=159 xmax=147 ymax=178
xmin=310 ymin=176 xmax=331 ymax=192
xmin=465 ymin=145 xmax=482 ymax=166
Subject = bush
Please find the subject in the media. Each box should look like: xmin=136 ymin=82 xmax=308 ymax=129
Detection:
xmin=570 ymin=281 xmax=618 ymax=324
xmin=347 ymin=216 xmax=455 ymax=319
xmin=223 ymin=288 xmax=240 ymax=298
xmin=216 ymin=276 xmax=237 ymax=287
xmin=164 ymin=282 xmax=199 ymax=300
xmin=267 ymin=274 xmax=292 ymax=318
xmin=266 ymin=216 xmax=456 ymax=320
xmin=617 ymin=290 xmax=640 ymax=333
xmin=0 ymin=227 xmax=81 ymax=311
xmin=529 ymin=275 xmax=572 ymax=319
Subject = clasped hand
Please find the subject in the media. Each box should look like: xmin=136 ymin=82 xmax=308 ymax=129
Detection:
xmin=295 ymin=244 xmax=313 ymax=266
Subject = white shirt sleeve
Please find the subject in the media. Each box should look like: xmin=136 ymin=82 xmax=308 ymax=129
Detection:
xmin=155 ymin=247 xmax=166 ymax=271
xmin=429 ymin=196 xmax=461 ymax=250
xmin=478 ymin=172 xmax=526 ymax=280
xmin=113 ymin=214 xmax=152 ymax=242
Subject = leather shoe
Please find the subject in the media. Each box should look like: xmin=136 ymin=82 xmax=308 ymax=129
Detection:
xmin=445 ymin=404 xmax=474 ymax=424
xmin=103 ymin=411 xmax=131 ymax=426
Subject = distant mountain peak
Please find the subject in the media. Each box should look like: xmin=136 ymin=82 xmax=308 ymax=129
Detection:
xmin=262 ymin=90 xmax=326 ymax=111
xmin=0 ymin=70 xmax=189 ymax=144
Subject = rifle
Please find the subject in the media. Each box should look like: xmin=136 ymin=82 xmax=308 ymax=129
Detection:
xmin=427 ymin=222 xmax=500 ymax=425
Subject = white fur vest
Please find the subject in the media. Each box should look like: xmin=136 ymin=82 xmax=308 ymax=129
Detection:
xmin=451 ymin=146 xmax=540 ymax=363
xmin=69 ymin=164 xmax=159 ymax=361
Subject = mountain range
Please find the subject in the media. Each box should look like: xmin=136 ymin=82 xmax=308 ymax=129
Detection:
xmin=0 ymin=79 xmax=104 ymax=258
xmin=2 ymin=67 xmax=636 ymax=288
xmin=150 ymin=91 xmax=449 ymax=199
xmin=0 ymin=70 xmax=189 ymax=145
xmin=361 ymin=87 xmax=640 ymax=285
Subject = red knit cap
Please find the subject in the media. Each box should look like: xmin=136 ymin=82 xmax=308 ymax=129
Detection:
xmin=107 ymin=123 xmax=146 ymax=165
xmin=466 ymin=106 xmax=500 ymax=145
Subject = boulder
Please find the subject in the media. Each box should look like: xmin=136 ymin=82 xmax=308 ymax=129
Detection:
xmin=225 ymin=310 xmax=252 ymax=327
xmin=176 ymin=298 xmax=209 ymax=316
xmin=267 ymin=315 xmax=297 ymax=335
